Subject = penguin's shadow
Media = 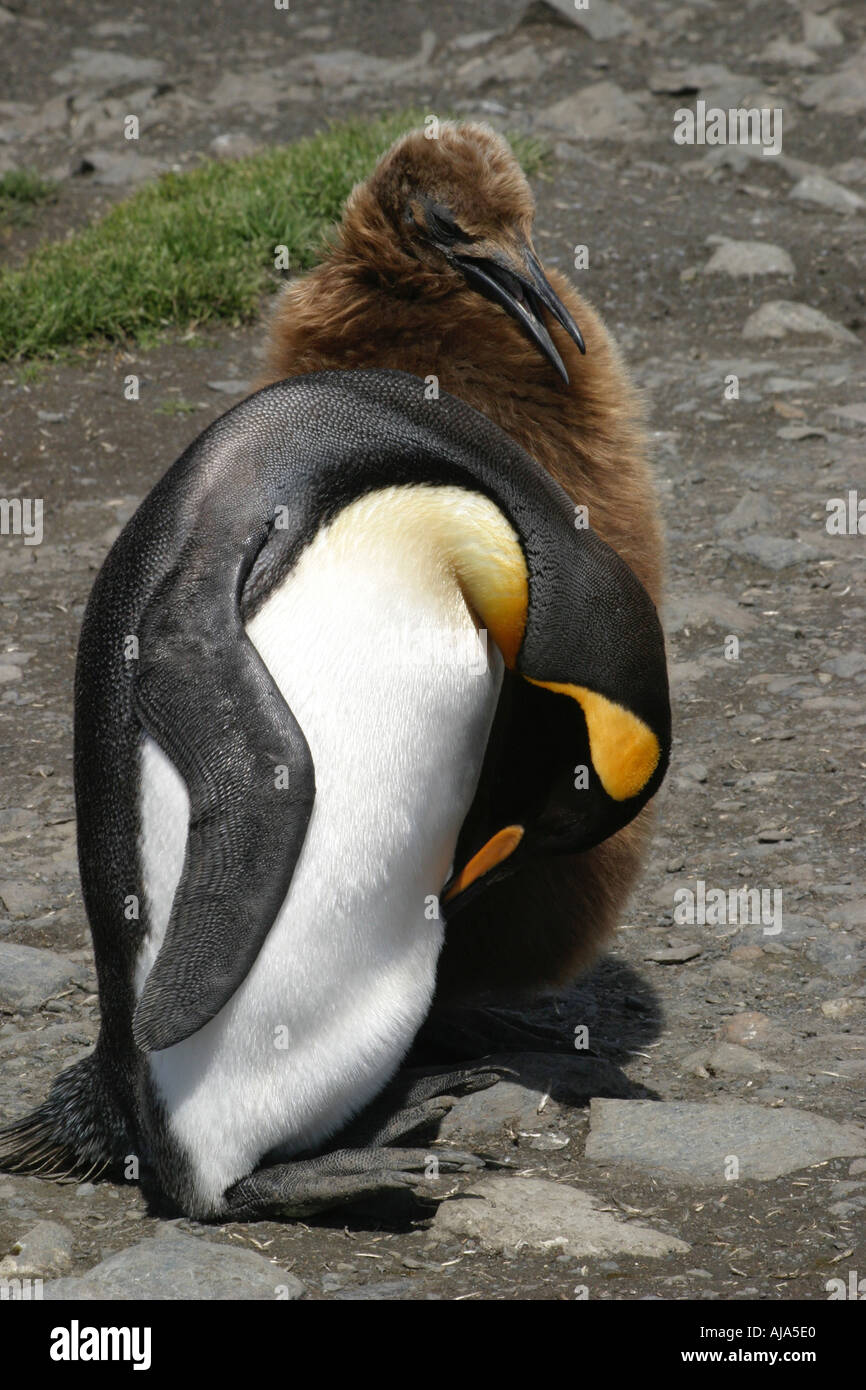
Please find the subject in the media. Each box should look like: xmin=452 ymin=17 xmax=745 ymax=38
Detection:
xmin=311 ymin=954 xmax=663 ymax=1232
xmin=415 ymin=952 xmax=663 ymax=1072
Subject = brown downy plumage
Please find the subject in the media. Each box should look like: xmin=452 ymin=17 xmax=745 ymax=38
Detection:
xmin=257 ymin=121 xmax=664 ymax=1002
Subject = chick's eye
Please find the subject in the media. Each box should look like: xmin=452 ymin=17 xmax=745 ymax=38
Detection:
xmin=426 ymin=204 xmax=464 ymax=244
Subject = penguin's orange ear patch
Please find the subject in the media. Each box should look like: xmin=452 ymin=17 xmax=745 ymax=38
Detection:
xmin=444 ymin=824 xmax=524 ymax=902
xmin=526 ymin=679 xmax=661 ymax=802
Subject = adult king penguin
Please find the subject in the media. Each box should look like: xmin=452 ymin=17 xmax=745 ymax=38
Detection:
xmin=0 ymin=370 xmax=669 ymax=1220
xmin=259 ymin=121 xmax=666 ymax=1007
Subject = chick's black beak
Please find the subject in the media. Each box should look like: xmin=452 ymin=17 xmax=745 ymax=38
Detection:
xmin=441 ymin=824 xmax=526 ymax=916
xmin=455 ymin=246 xmax=585 ymax=383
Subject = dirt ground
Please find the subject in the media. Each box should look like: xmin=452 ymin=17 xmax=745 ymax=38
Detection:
xmin=0 ymin=0 xmax=864 ymax=1302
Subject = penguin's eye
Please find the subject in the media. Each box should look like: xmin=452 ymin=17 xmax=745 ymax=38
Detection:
xmin=424 ymin=202 xmax=467 ymax=245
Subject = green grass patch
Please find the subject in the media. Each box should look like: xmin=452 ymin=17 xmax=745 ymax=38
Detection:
xmin=0 ymin=168 xmax=56 ymax=227
xmin=0 ymin=113 xmax=545 ymax=361
xmin=11 ymin=360 xmax=45 ymax=386
xmin=154 ymin=397 xmax=200 ymax=416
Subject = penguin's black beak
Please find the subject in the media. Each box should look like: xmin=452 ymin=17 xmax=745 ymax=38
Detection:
xmin=454 ymin=246 xmax=585 ymax=383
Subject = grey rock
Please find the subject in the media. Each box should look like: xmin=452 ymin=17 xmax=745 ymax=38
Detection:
xmin=742 ymin=300 xmax=860 ymax=345
xmin=52 ymin=48 xmax=164 ymax=90
xmin=669 ymin=658 xmax=712 ymax=687
xmin=800 ymin=44 xmax=866 ymax=115
xmin=758 ymin=39 xmax=818 ymax=70
xmin=459 ymin=44 xmax=545 ymax=87
xmin=304 ymin=49 xmax=392 ymax=87
xmin=836 ymin=900 xmax=866 ymax=929
xmin=296 ymin=24 xmax=333 ymax=42
xmin=790 ymin=173 xmax=864 ymax=214
xmin=700 ymin=144 xmax=786 ymax=178
xmin=828 ymin=1195 xmax=866 ymax=1219
xmin=206 ymin=379 xmax=250 ymax=395
xmin=74 ymin=149 xmax=162 ymax=187
xmin=89 ymin=21 xmax=147 ymax=38
xmin=831 ymin=157 xmax=866 ymax=186
xmin=776 ymin=423 xmax=828 ymax=441
xmin=429 ymin=1176 xmax=689 ymax=1256
xmin=585 ymin=1098 xmax=866 ymax=1183
xmin=664 ymin=592 xmax=758 ymax=633
xmin=63 ymin=87 xmax=163 ymax=144
xmin=680 ymin=762 xmax=708 ymax=782
xmin=0 ymin=879 xmax=45 ymax=917
xmin=521 ymin=0 xmax=632 ymax=41
xmin=763 ymin=376 xmax=815 ymax=393
xmin=806 ymin=933 xmax=863 ymax=979
xmin=648 ymin=62 xmax=754 ymax=109
xmin=297 ymin=32 xmax=435 ymax=92
xmin=644 ymin=944 xmax=703 ymax=964
xmin=716 ymin=491 xmax=775 ymax=535
xmin=829 ymin=1180 xmax=866 ymax=1200
xmin=834 ymin=403 xmax=866 ymax=425
xmin=44 ymin=1230 xmax=304 ymax=1300
xmin=497 ymin=45 xmax=544 ymax=84
xmin=823 ymin=652 xmax=866 ymax=678
xmin=820 ymin=997 xmax=864 ymax=1021
xmin=682 ymin=1043 xmax=781 ymax=1077
xmin=704 ymin=239 xmax=794 ymax=278
xmin=539 ymin=82 xmax=647 ymax=141
xmin=725 ymin=534 xmax=823 ymax=570
xmin=0 ymin=943 xmax=75 ymax=1009
xmin=450 ymin=31 xmax=500 ymax=53
xmin=438 ymin=1051 xmax=636 ymax=1141
xmin=207 ymin=69 xmax=312 ymax=111
xmin=0 ymin=95 xmax=70 ymax=142
xmin=832 ymin=1060 xmax=866 ymax=1083
xmin=800 ymin=696 xmax=862 ymax=714
xmin=333 ymin=1278 xmax=418 ymax=1300
xmin=736 ymin=914 xmax=821 ymax=948
xmin=803 ymin=12 xmax=844 ymax=49
xmin=0 ymin=1220 xmax=73 ymax=1278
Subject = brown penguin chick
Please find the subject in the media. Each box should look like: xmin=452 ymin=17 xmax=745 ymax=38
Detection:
xmin=257 ymin=121 xmax=665 ymax=1004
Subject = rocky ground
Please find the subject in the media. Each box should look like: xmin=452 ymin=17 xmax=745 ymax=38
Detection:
xmin=0 ymin=0 xmax=864 ymax=1302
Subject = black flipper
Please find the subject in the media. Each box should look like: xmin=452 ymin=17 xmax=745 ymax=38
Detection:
xmin=131 ymin=539 xmax=314 ymax=1052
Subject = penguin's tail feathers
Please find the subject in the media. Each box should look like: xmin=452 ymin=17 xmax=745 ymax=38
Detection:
xmin=0 ymin=1052 xmax=131 ymax=1184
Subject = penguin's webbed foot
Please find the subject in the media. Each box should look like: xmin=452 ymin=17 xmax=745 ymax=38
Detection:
xmin=336 ymin=1061 xmax=506 ymax=1147
xmin=222 ymin=1143 xmax=484 ymax=1222
xmin=222 ymin=1065 xmax=507 ymax=1222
